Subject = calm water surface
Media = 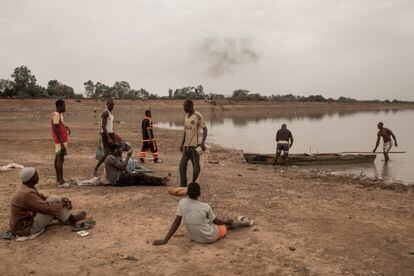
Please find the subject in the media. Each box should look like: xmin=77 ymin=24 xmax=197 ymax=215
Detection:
xmin=156 ymin=109 xmax=414 ymax=185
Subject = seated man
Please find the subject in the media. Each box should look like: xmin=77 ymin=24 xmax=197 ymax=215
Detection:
xmin=153 ymin=182 xmax=253 ymax=245
xmin=104 ymin=143 xmax=170 ymax=186
xmin=9 ymin=167 xmax=86 ymax=239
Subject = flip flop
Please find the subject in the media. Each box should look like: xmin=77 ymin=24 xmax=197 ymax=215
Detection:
xmin=16 ymin=228 xmax=45 ymax=242
xmin=71 ymin=220 xmax=96 ymax=232
xmin=237 ymin=216 xmax=255 ymax=227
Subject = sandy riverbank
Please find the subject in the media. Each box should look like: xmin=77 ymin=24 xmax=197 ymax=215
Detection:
xmin=0 ymin=99 xmax=413 ymax=275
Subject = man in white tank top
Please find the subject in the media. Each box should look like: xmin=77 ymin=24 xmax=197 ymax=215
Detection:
xmin=93 ymin=99 xmax=115 ymax=176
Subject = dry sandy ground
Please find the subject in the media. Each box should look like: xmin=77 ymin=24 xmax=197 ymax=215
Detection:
xmin=0 ymin=100 xmax=413 ymax=275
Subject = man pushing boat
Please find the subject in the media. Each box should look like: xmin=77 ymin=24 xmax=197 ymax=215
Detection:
xmin=373 ymin=122 xmax=398 ymax=162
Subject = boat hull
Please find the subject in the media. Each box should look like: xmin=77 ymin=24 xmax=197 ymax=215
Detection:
xmin=243 ymin=153 xmax=376 ymax=166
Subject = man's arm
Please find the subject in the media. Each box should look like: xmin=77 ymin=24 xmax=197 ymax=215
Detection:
xmin=106 ymin=151 xmax=132 ymax=170
xmin=153 ymin=215 xmax=182 ymax=246
xmin=144 ymin=119 xmax=154 ymax=139
xmin=198 ymin=127 xmax=208 ymax=151
xmin=101 ymin=111 xmax=112 ymax=143
xmin=276 ymin=130 xmax=280 ymax=142
xmin=25 ymin=192 xmax=63 ymax=216
xmin=390 ymin=131 xmax=398 ymax=147
xmin=289 ymin=132 xmax=294 ymax=148
xmin=373 ymin=135 xmax=380 ymax=152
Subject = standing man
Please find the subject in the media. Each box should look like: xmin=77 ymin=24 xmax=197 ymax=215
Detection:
xmin=139 ymin=110 xmax=159 ymax=163
xmin=179 ymin=100 xmax=207 ymax=187
xmin=93 ymin=99 xmax=115 ymax=176
xmin=51 ymin=99 xmax=70 ymax=187
xmin=373 ymin=122 xmax=398 ymax=162
xmin=274 ymin=123 xmax=294 ymax=165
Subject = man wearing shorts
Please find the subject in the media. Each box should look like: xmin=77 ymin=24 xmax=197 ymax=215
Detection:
xmin=274 ymin=123 xmax=294 ymax=165
xmin=139 ymin=110 xmax=159 ymax=163
xmin=93 ymin=99 xmax=115 ymax=176
xmin=153 ymin=182 xmax=253 ymax=246
xmin=373 ymin=122 xmax=398 ymax=162
xmin=51 ymin=99 xmax=70 ymax=186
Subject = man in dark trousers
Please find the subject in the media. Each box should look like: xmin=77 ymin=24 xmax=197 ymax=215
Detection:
xmin=274 ymin=123 xmax=294 ymax=165
xmin=105 ymin=144 xmax=170 ymax=186
xmin=140 ymin=110 xmax=159 ymax=163
xmin=51 ymin=99 xmax=70 ymax=187
xmin=373 ymin=122 xmax=398 ymax=162
xmin=179 ymin=100 xmax=207 ymax=187
xmin=93 ymin=99 xmax=115 ymax=176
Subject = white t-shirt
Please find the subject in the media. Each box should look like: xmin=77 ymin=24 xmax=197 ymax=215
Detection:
xmin=101 ymin=109 xmax=114 ymax=133
xmin=184 ymin=111 xmax=206 ymax=147
xmin=177 ymin=197 xmax=219 ymax=243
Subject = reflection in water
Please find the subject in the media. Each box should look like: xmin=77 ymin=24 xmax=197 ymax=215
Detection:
xmin=156 ymin=108 xmax=414 ymax=185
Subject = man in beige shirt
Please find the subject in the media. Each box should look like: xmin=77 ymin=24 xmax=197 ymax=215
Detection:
xmin=179 ymin=100 xmax=207 ymax=187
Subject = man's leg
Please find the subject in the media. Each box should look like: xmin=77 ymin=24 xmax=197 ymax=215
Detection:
xmin=140 ymin=142 xmax=148 ymax=163
xmin=283 ymin=144 xmax=289 ymax=159
xmin=54 ymin=155 xmax=60 ymax=183
xmin=56 ymin=154 xmax=65 ymax=184
xmin=189 ymin=147 xmax=201 ymax=183
xmin=30 ymin=195 xmax=71 ymax=234
xmin=118 ymin=172 xmax=166 ymax=186
xmin=93 ymin=153 xmax=108 ymax=176
xmin=179 ymin=148 xmax=191 ymax=187
xmin=150 ymin=140 xmax=159 ymax=163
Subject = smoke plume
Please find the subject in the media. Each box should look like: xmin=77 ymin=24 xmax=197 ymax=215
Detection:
xmin=193 ymin=37 xmax=261 ymax=77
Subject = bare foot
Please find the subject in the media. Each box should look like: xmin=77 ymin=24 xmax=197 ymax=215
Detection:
xmin=162 ymin=173 xmax=172 ymax=185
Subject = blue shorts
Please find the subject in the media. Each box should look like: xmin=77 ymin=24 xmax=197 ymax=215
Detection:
xmin=276 ymin=143 xmax=289 ymax=153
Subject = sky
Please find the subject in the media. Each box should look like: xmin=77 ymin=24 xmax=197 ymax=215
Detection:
xmin=0 ymin=0 xmax=413 ymax=100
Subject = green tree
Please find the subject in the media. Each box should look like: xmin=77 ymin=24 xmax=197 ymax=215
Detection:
xmin=0 ymin=79 xmax=14 ymax=98
xmin=94 ymin=82 xmax=112 ymax=99
xmin=11 ymin=66 xmax=37 ymax=92
xmin=112 ymin=81 xmax=130 ymax=99
xmin=47 ymin=80 xmax=75 ymax=98
xmin=84 ymin=80 xmax=95 ymax=98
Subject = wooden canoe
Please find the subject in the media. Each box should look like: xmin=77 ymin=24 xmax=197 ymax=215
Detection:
xmin=243 ymin=153 xmax=376 ymax=166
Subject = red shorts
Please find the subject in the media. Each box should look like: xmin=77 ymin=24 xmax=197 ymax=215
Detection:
xmin=217 ymin=225 xmax=228 ymax=240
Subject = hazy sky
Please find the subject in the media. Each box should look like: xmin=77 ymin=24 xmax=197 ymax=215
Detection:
xmin=0 ymin=0 xmax=413 ymax=100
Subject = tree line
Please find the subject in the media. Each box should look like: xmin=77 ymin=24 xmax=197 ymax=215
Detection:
xmin=0 ymin=65 xmax=412 ymax=104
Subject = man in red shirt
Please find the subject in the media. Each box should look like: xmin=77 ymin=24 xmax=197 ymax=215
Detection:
xmin=373 ymin=122 xmax=398 ymax=162
xmin=51 ymin=99 xmax=70 ymax=187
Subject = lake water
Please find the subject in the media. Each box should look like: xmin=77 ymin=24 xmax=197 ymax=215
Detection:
xmin=156 ymin=108 xmax=414 ymax=185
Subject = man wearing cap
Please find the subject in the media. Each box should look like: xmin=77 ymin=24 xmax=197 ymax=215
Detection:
xmin=8 ymin=167 xmax=86 ymax=238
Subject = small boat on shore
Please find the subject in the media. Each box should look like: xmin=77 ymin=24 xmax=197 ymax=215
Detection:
xmin=243 ymin=153 xmax=376 ymax=166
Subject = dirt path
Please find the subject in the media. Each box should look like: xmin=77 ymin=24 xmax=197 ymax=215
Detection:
xmin=0 ymin=100 xmax=413 ymax=275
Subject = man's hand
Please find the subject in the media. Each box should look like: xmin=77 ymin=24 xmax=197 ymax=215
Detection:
xmin=153 ymin=239 xmax=167 ymax=246
xmin=127 ymin=149 xmax=133 ymax=157
xmin=180 ymin=144 xmax=184 ymax=153
xmin=198 ymin=143 xmax=206 ymax=151
xmin=372 ymin=149 xmax=376 ymax=153
xmin=62 ymin=197 xmax=73 ymax=210
xmin=395 ymin=142 xmax=398 ymax=147
xmin=65 ymin=126 xmax=71 ymax=135
xmin=61 ymin=143 xmax=67 ymax=152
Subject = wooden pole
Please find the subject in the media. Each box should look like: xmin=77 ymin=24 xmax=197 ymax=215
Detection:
xmin=342 ymin=151 xmax=406 ymax=154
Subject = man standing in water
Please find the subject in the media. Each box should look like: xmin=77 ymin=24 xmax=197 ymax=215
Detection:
xmin=93 ymin=99 xmax=115 ymax=176
xmin=373 ymin=122 xmax=398 ymax=162
xmin=179 ymin=100 xmax=207 ymax=187
xmin=51 ymin=99 xmax=70 ymax=187
xmin=274 ymin=123 xmax=294 ymax=165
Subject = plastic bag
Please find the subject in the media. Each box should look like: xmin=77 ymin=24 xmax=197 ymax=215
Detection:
xmin=95 ymin=136 xmax=105 ymax=160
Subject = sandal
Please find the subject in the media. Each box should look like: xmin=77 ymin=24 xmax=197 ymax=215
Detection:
xmin=237 ymin=216 xmax=255 ymax=227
